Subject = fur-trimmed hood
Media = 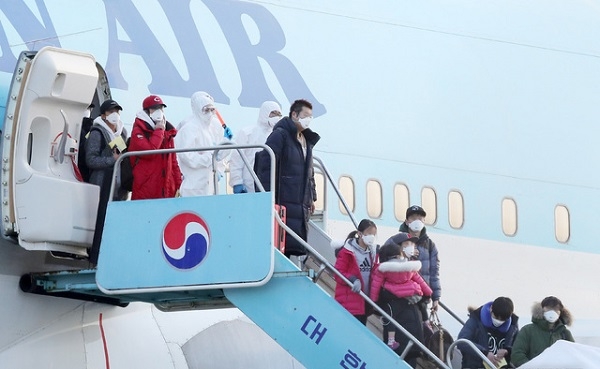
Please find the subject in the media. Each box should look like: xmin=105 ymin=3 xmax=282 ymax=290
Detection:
xmin=378 ymin=259 xmax=421 ymax=273
xmin=532 ymin=302 xmax=573 ymax=326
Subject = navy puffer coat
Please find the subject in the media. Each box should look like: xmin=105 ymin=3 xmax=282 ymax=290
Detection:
xmin=256 ymin=117 xmax=320 ymax=256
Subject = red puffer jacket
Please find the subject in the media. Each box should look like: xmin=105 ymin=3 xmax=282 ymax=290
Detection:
xmin=128 ymin=117 xmax=182 ymax=200
xmin=370 ymin=259 xmax=432 ymax=302
xmin=334 ymin=246 xmax=373 ymax=315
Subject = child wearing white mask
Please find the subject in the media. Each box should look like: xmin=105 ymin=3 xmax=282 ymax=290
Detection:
xmin=512 ymin=296 xmax=574 ymax=367
xmin=400 ymin=205 xmax=442 ymax=319
xmin=334 ymin=219 xmax=378 ymax=325
xmin=370 ymin=233 xmax=432 ymax=365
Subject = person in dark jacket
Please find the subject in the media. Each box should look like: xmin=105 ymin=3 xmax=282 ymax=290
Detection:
xmin=399 ymin=205 xmax=441 ymax=319
xmin=511 ymin=296 xmax=574 ymax=367
xmin=371 ymin=233 xmax=433 ymax=366
xmin=457 ymin=297 xmax=519 ymax=369
xmin=85 ymin=99 xmax=128 ymax=264
xmin=129 ymin=95 xmax=182 ymax=200
xmin=256 ymin=99 xmax=320 ymax=257
xmin=78 ymin=103 xmax=95 ymax=182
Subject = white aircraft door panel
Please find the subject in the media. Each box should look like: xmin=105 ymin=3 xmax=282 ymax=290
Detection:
xmin=2 ymin=47 xmax=100 ymax=255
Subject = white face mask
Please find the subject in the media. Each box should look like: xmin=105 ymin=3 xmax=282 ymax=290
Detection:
xmin=492 ymin=317 xmax=505 ymax=327
xmin=267 ymin=116 xmax=280 ymax=127
xmin=298 ymin=116 xmax=312 ymax=129
xmin=543 ymin=310 xmax=560 ymax=323
xmin=106 ymin=112 xmax=120 ymax=125
xmin=150 ymin=109 xmax=164 ymax=123
xmin=362 ymin=234 xmax=376 ymax=247
xmin=403 ymin=245 xmax=415 ymax=257
xmin=83 ymin=109 xmax=91 ymax=119
xmin=408 ymin=219 xmax=425 ymax=233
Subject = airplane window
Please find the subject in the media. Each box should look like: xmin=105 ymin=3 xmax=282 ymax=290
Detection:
xmin=314 ymin=172 xmax=325 ymax=211
xmin=421 ymin=187 xmax=437 ymax=225
xmin=394 ymin=183 xmax=410 ymax=222
xmin=338 ymin=176 xmax=355 ymax=215
xmin=554 ymin=205 xmax=570 ymax=243
xmin=448 ymin=190 xmax=464 ymax=229
xmin=501 ymin=198 xmax=517 ymax=236
xmin=366 ymin=180 xmax=382 ymax=218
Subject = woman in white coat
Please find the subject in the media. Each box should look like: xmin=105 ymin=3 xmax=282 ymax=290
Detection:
xmin=228 ymin=101 xmax=282 ymax=193
xmin=175 ymin=91 xmax=230 ymax=196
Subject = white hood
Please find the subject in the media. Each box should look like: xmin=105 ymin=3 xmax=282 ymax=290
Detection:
xmin=257 ymin=101 xmax=282 ymax=129
xmin=92 ymin=116 xmax=123 ymax=142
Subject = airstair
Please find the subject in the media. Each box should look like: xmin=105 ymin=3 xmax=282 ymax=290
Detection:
xmin=18 ymin=145 xmax=489 ymax=368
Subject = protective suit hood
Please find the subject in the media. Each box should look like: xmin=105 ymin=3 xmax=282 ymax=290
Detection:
xmin=258 ymin=101 xmax=282 ymax=128
xmin=191 ymin=91 xmax=215 ymax=127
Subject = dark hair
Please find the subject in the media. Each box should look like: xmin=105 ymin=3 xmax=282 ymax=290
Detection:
xmin=345 ymin=219 xmax=377 ymax=242
xmin=491 ymin=297 xmax=514 ymax=320
xmin=378 ymin=242 xmax=401 ymax=263
xmin=541 ymin=296 xmax=564 ymax=311
xmin=289 ymin=99 xmax=313 ymax=118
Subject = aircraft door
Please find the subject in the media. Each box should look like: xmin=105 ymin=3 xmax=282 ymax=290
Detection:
xmin=1 ymin=47 xmax=100 ymax=255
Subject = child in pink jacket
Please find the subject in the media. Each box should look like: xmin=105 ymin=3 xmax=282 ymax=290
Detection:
xmin=370 ymin=233 xmax=432 ymax=365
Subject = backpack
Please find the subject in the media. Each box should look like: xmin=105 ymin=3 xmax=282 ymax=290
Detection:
xmin=121 ymin=129 xmax=153 ymax=192
xmin=77 ymin=117 xmax=94 ymax=182
xmin=119 ymin=137 xmax=134 ymax=192
xmin=83 ymin=126 xmax=133 ymax=193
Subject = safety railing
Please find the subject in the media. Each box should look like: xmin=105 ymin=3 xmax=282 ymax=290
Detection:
xmin=313 ymin=155 xmax=466 ymax=328
xmin=109 ymin=144 xmax=275 ymax=201
xmin=446 ymin=338 xmax=497 ymax=368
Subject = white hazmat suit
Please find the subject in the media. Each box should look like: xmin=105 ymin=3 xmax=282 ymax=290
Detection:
xmin=229 ymin=101 xmax=281 ymax=193
xmin=174 ymin=91 xmax=229 ymax=196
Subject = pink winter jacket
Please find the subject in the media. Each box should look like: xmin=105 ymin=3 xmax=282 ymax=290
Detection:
xmin=370 ymin=259 xmax=432 ymax=302
xmin=334 ymin=245 xmax=375 ymax=315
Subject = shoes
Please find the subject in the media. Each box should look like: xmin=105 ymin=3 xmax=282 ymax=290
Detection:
xmin=388 ymin=341 xmax=400 ymax=350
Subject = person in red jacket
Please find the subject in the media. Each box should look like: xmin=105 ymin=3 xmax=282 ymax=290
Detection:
xmin=334 ymin=219 xmax=378 ymax=325
xmin=370 ymin=232 xmax=433 ymax=365
xmin=128 ymin=95 xmax=182 ymax=200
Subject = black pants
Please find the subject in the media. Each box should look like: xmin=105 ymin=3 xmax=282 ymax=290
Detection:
xmin=379 ymin=289 xmax=424 ymax=368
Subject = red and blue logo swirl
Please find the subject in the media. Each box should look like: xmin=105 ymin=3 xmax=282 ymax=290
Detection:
xmin=162 ymin=212 xmax=210 ymax=270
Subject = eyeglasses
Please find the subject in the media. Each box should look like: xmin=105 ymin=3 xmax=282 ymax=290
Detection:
xmin=203 ymin=107 xmax=216 ymax=113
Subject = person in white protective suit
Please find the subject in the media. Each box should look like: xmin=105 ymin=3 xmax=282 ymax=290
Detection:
xmin=229 ymin=101 xmax=282 ymax=193
xmin=174 ymin=91 xmax=232 ymax=196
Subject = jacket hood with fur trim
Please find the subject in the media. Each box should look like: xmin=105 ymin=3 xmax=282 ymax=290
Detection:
xmin=532 ymin=302 xmax=573 ymax=326
xmin=378 ymin=259 xmax=421 ymax=273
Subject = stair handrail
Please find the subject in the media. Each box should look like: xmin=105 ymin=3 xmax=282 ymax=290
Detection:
xmin=109 ymin=144 xmax=275 ymax=201
xmin=446 ymin=338 xmax=497 ymax=368
xmin=274 ymin=213 xmax=452 ymax=369
xmin=313 ymin=155 xmax=466 ymax=329
xmin=312 ymin=156 xmax=358 ymax=229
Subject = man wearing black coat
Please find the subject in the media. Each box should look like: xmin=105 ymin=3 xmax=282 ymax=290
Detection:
xmin=256 ymin=99 xmax=320 ymax=257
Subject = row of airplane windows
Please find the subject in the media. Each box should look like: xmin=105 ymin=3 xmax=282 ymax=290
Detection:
xmin=312 ymin=174 xmax=571 ymax=244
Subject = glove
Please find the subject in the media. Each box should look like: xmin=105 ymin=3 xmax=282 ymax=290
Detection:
xmin=406 ymin=295 xmax=422 ymax=305
xmin=223 ymin=126 xmax=233 ymax=140
xmin=351 ymin=279 xmax=361 ymax=293
xmin=233 ymin=184 xmax=247 ymax=194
